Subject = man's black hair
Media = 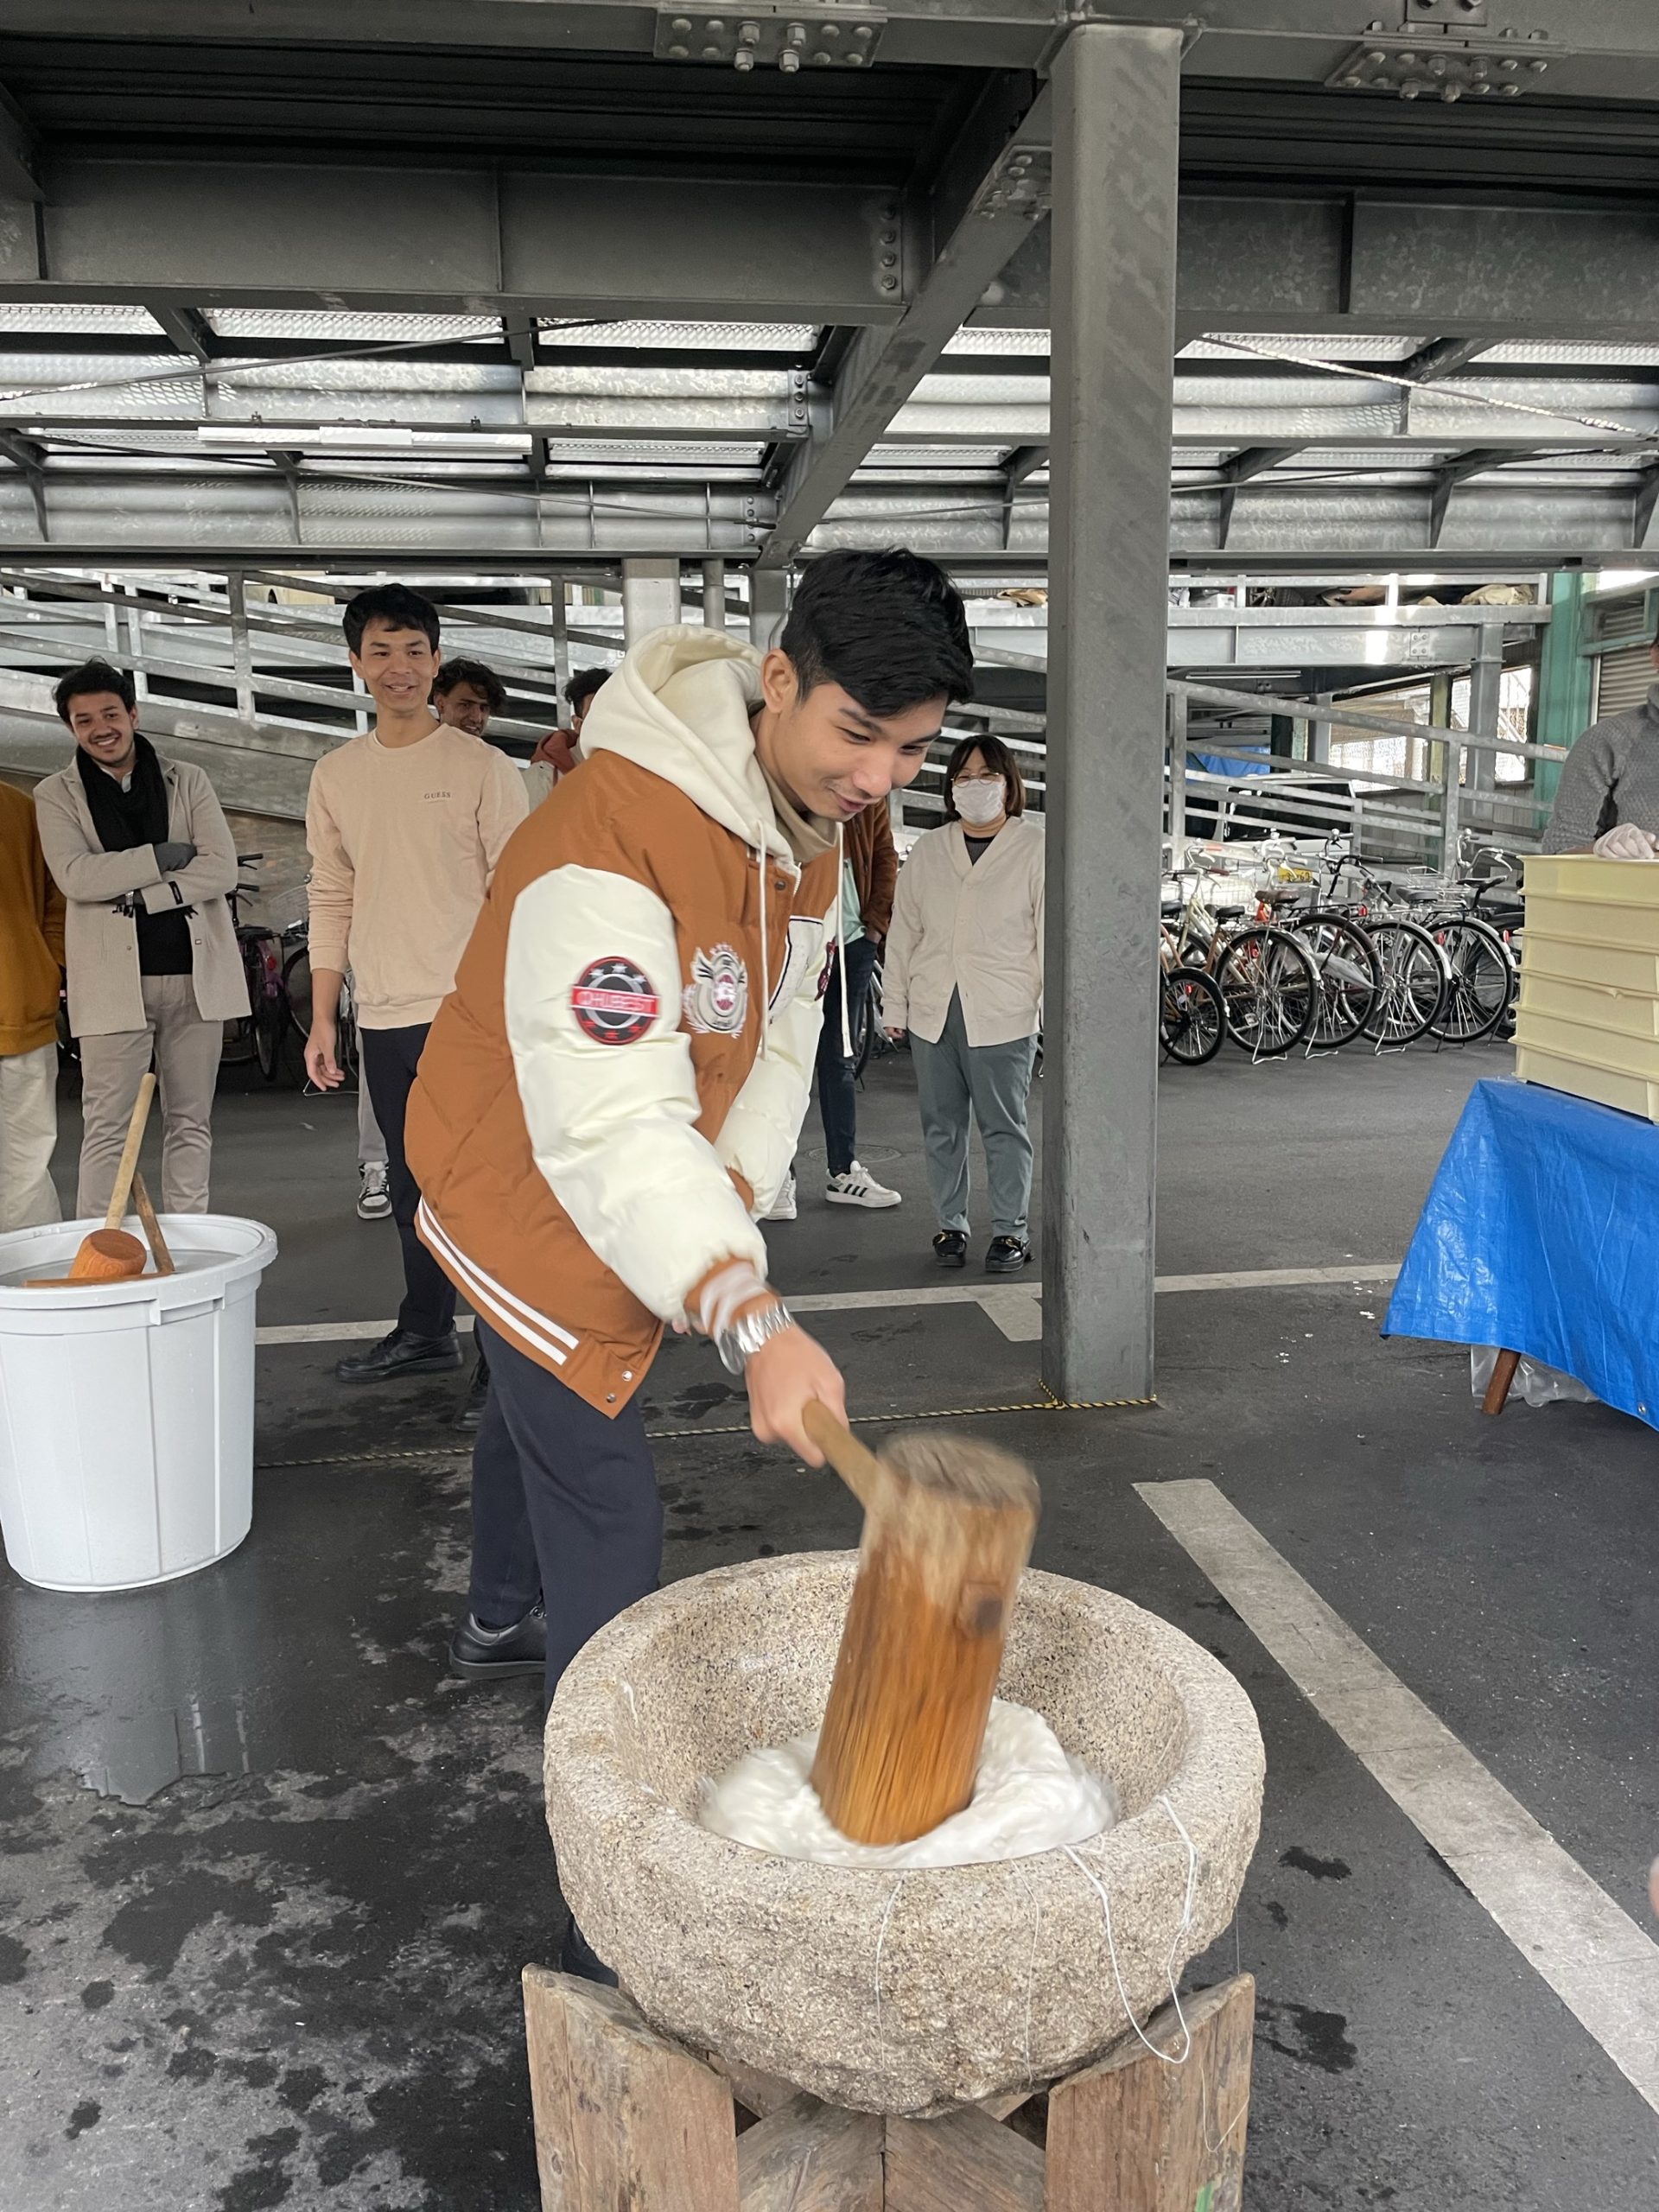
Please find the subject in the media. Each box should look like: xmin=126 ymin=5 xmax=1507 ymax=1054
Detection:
xmin=343 ymin=582 xmax=441 ymax=656
xmin=54 ymin=658 xmax=137 ymax=727
xmin=779 ymin=549 xmax=974 ymax=716
xmin=432 ymin=657 xmax=507 ymax=716
xmin=565 ymin=666 xmax=609 ymax=713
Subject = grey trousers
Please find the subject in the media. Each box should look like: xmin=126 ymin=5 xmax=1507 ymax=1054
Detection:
xmin=909 ymin=991 xmax=1037 ymax=1237
xmin=78 ymin=974 xmax=223 ymax=1216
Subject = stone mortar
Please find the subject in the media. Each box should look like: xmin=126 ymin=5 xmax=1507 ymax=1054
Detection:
xmin=543 ymin=1552 xmax=1264 ymax=2115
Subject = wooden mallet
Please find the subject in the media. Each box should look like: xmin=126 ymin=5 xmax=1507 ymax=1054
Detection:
xmin=59 ymin=1072 xmax=156 ymax=1282
xmin=802 ymin=1402 xmax=1040 ymax=1848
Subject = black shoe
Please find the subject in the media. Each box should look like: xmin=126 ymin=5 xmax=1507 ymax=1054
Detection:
xmin=453 ymin=1356 xmax=489 ymax=1432
xmin=933 ymin=1230 xmax=968 ymax=1269
xmin=559 ymin=1917 xmax=620 ymax=1989
xmin=334 ymin=1326 xmax=463 ymax=1385
xmin=448 ymin=1601 xmax=546 ymax=1681
xmin=985 ymin=1235 xmax=1033 ymax=1274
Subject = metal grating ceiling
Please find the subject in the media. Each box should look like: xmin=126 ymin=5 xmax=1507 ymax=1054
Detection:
xmin=0 ymin=305 xmax=164 ymax=335
xmin=205 ymin=310 xmax=500 ymax=343
xmin=546 ymin=321 xmax=819 ymax=351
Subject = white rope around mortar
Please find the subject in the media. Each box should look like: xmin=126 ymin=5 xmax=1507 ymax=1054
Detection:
xmin=1062 ymin=1792 xmax=1200 ymax=2068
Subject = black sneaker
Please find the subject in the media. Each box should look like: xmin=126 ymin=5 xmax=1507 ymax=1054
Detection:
xmin=933 ymin=1230 xmax=968 ymax=1269
xmin=452 ymin=1356 xmax=489 ymax=1432
xmin=334 ymin=1326 xmax=463 ymax=1385
xmin=985 ymin=1235 xmax=1033 ymax=1274
xmin=559 ymin=1916 xmax=620 ymax=1989
xmin=448 ymin=1601 xmax=546 ymax=1681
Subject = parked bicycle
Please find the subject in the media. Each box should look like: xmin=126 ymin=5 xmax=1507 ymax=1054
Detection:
xmin=1166 ymin=871 xmax=1318 ymax=1058
xmin=225 ymin=853 xmax=289 ymax=1083
xmin=1158 ymin=922 xmax=1225 ymax=1065
xmin=1300 ymin=844 xmax=1452 ymax=1051
xmin=280 ymin=924 xmax=360 ymax=1091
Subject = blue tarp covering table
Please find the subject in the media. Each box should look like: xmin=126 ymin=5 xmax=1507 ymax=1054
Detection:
xmin=1384 ymin=1075 xmax=1659 ymax=1429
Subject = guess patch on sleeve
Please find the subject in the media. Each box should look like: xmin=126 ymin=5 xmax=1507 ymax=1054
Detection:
xmin=570 ymin=956 xmax=663 ymax=1045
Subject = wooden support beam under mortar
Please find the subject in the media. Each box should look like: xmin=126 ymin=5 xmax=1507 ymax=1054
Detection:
xmin=522 ymin=1967 xmax=1256 ymax=2211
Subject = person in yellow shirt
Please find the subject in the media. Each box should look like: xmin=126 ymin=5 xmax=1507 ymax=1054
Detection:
xmin=0 ymin=779 xmax=67 ymax=1231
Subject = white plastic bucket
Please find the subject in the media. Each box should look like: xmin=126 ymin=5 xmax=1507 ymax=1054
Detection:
xmin=0 ymin=1215 xmax=277 ymax=1592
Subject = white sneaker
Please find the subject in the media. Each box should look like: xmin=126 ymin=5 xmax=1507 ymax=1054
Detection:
xmin=825 ymin=1160 xmax=901 ymax=1210
xmin=761 ymin=1171 xmax=798 ymax=1223
xmin=357 ymin=1161 xmax=391 ymax=1221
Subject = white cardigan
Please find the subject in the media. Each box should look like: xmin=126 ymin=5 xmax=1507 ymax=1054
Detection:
xmin=881 ymin=815 xmax=1045 ymax=1047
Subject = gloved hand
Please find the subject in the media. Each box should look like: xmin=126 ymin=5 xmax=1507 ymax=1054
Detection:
xmin=155 ymin=840 xmax=196 ymax=872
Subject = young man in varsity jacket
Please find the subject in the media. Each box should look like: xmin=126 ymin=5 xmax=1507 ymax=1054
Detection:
xmin=406 ymin=550 xmax=970 ymax=1961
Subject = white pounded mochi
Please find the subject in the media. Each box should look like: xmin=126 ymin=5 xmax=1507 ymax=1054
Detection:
xmin=699 ymin=1698 xmax=1120 ymax=1869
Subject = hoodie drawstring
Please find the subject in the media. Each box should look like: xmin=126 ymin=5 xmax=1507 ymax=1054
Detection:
xmin=836 ymin=821 xmax=852 ymax=1060
xmin=756 ymin=835 xmax=772 ymax=1060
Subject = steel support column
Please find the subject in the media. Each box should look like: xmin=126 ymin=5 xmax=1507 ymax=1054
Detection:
xmin=1431 ymin=670 xmax=1459 ymax=868
xmin=1166 ymin=685 xmax=1186 ymax=842
xmin=620 ymin=558 xmax=681 ymax=645
xmin=1467 ymin=634 xmax=1503 ymax=803
xmin=702 ymin=559 xmax=727 ymax=632
xmin=750 ymin=569 xmax=788 ymax=653
xmin=1041 ymin=22 xmax=1179 ymax=1403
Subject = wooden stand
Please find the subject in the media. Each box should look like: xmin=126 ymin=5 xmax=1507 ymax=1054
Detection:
xmin=523 ymin=1967 xmax=1254 ymax=2212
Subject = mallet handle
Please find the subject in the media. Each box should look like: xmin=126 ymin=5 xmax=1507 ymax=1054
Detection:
xmin=802 ymin=1401 xmax=884 ymax=1513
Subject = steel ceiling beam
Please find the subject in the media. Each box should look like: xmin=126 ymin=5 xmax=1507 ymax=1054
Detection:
xmin=10 ymin=0 xmax=1659 ymax=83
xmin=987 ymin=195 xmax=1659 ymax=348
xmin=756 ymin=74 xmax=1052 ymax=567
xmin=1427 ymin=447 xmax=1532 ymax=549
xmin=6 ymin=164 xmax=1659 ymax=353
xmin=1217 ymin=443 xmax=1302 ymax=549
xmin=0 ymin=82 xmax=41 ymax=205
xmin=1401 ymin=336 xmax=1493 ymax=383
xmin=0 ymin=160 xmax=899 ymax=328
xmin=148 ymin=305 xmax=213 ymax=363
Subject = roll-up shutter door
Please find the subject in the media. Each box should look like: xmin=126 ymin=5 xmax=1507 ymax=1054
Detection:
xmin=1595 ymin=641 xmax=1655 ymax=719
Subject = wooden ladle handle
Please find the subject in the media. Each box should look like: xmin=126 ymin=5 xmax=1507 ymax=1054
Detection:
xmin=105 ymin=1071 xmax=156 ymax=1232
xmin=802 ymin=1401 xmax=885 ymax=1512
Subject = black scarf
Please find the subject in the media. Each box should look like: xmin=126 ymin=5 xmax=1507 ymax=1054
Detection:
xmin=76 ymin=732 xmax=194 ymax=975
xmin=76 ymin=729 xmax=169 ymax=850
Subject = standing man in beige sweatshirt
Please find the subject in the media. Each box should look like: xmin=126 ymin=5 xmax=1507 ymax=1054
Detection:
xmin=304 ymin=584 xmax=528 ymax=1385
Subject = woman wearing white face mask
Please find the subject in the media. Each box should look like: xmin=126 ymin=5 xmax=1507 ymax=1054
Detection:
xmin=881 ymin=736 xmax=1044 ymax=1274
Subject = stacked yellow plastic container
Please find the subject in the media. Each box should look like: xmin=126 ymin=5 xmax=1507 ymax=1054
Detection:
xmin=1516 ymin=855 xmax=1659 ymax=1119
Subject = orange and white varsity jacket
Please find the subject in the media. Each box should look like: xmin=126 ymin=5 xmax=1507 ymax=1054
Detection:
xmin=406 ymin=626 xmax=838 ymax=1416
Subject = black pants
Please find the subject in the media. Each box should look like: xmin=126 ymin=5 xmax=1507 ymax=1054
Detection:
xmin=467 ymin=1319 xmax=664 ymax=1709
xmin=815 ymin=934 xmax=880 ymax=1179
xmin=359 ymin=1024 xmax=456 ymax=1342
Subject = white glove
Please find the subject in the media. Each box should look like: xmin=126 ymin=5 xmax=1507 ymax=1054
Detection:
xmin=1593 ymin=823 xmax=1659 ymax=861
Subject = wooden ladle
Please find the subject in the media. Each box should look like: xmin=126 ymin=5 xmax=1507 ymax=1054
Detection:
xmin=42 ymin=1074 xmax=156 ymax=1284
xmin=803 ymin=1402 xmax=1040 ymax=1848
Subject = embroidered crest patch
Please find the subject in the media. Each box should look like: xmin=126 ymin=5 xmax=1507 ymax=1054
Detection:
xmin=683 ymin=943 xmax=750 ymax=1036
xmin=570 ymin=956 xmax=662 ymax=1045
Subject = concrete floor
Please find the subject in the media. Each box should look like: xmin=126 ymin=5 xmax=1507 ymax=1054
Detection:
xmin=3 ymin=1039 xmax=1656 ymax=2210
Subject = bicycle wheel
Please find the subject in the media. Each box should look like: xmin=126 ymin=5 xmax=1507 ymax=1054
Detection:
xmin=1160 ymin=967 xmax=1225 ymax=1065
xmin=1214 ymin=927 xmax=1318 ymax=1057
xmin=1427 ymin=917 xmax=1514 ymax=1044
xmin=1361 ymin=920 xmax=1448 ymax=1047
xmin=1290 ymin=910 xmax=1381 ymax=1050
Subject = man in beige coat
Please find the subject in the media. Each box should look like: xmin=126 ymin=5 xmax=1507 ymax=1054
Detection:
xmin=34 ymin=660 xmax=247 ymax=1215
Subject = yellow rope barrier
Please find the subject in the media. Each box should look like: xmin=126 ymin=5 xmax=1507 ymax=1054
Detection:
xmin=254 ymin=1388 xmax=1158 ymax=1473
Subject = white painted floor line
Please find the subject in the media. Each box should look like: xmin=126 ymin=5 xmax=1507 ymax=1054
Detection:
xmin=256 ymin=1262 xmax=1395 ymax=1346
xmin=1153 ymin=1262 xmax=1398 ymax=1294
xmin=1137 ymin=1478 xmax=1659 ymax=2119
